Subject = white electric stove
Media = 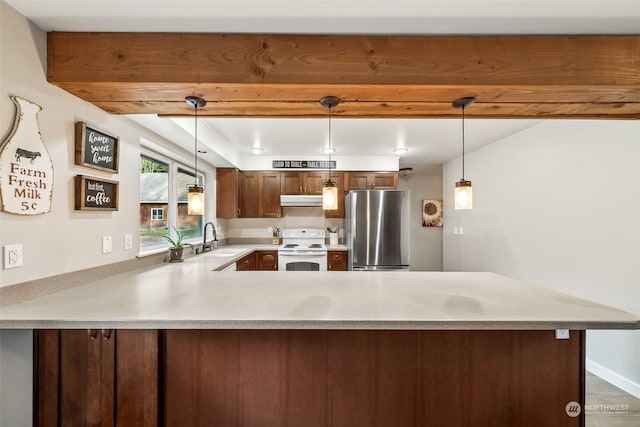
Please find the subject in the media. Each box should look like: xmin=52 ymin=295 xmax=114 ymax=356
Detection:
xmin=278 ymin=228 xmax=327 ymax=271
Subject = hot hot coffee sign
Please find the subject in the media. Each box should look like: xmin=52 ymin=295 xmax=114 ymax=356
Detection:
xmin=0 ymin=96 xmax=54 ymax=215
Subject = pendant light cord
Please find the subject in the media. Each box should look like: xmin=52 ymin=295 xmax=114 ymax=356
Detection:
xmin=461 ymin=104 xmax=465 ymax=181
xmin=328 ymin=104 xmax=332 ymax=182
xmin=194 ymin=104 xmax=199 ymax=186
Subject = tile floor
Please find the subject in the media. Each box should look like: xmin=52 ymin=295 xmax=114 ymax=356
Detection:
xmin=586 ymin=372 xmax=640 ymax=427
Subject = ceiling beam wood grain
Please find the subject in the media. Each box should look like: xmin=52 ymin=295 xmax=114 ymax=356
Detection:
xmin=47 ymin=33 xmax=640 ymax=119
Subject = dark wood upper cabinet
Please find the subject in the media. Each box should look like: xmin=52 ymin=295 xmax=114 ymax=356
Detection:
xmin=216 ymin=168 xmax=240 ymax=218
xmin=219 ymin=169 xmax=396 ymax=219
xmin=239 ymin=172 xmax=260 ymax=218
xmin=281 ymin=172 xmax=304 ymax=195
xmin=280 ymin=171 xmax=326 ymax=195
xmin=346 ymin=172 xmax=398 ymax=190
xmin=217 ymin=169 xmax=281 ymax=218
xmin=258 ymin=172 xmax=282 ymax=218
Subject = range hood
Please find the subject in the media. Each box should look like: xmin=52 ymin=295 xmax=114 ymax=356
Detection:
xmin=280 ymin=195 xmax=323 ymax=207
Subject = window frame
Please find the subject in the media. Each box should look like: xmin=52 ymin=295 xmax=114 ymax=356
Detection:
xmin=151 ymin=207 xmax=164 ymax=220
xmin=139 ymin=150 xmax=205 ymax=255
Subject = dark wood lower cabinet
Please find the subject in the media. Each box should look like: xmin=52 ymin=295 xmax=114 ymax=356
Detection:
xmin=34 ymin=329 xmax=159 ymax=427
xmin=35 ymin=329 xmax=584 ymax=426
xmin=327 ymin=250 xmax=347 ymax=270
xmin=235 ymin=252 xmax=256 ymax=270
xmin=163 ymin=329 xmax=585 ymax=427
xmin=256 ymin=250 xmax=278 ymax=270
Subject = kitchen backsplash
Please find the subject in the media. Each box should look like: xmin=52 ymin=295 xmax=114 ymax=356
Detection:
xmin=215 ymin=207 xmax=344 ymax=243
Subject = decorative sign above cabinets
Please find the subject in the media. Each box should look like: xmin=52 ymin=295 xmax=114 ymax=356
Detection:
xmin=74 ymin=175 xmax=119 ymax=211
xmin=0 ymin=96 xmax=54 ymax=215
xmin=272 ymin=160 xmax=336 ymax=169
xmin=75 ymin=121 xmax=119 ymax=173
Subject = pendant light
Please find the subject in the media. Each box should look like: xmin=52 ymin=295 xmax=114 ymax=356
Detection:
xmin=452 ymin=97 xmax=475 ymax=210
xmin=320 ymin=96 xmax=340 ymax=211
xmin=186 ymin=95 xmax=207 ymax=215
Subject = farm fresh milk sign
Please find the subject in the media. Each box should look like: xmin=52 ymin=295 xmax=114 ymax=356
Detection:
xmin=0 ymin=96 xmax=54 ymax=215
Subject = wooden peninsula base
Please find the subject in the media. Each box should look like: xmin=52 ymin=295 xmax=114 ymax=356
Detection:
xmin=35 ymin=329 xmax=584 ymax=426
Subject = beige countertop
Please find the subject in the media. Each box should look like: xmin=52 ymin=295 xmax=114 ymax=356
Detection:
xmin=0 ymin=245 xmax=637 ymax=330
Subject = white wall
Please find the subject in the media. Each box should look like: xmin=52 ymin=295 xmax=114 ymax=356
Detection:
xmin=0 ymin=2 xmax=214 ymax=287
xmin=397 ymin=167 xmax=443 ymax=271
xmin=443 ymin=119 xmax=640 ymax=396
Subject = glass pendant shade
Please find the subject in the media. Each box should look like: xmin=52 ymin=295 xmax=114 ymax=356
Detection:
xmin=185 ymin=95 xmax=207 ymax=216
xmin=454 ymin=179 xmax=473 ymax=210
xmin=320 ymin=95 xmax=340 ymax=211
xmin=187 ymin=185 xmax=205 ymax=215
xmin=322 ymin=181 xmax=338 ymax=210
xmin=452 ymin=97 xmax=475 ymax=211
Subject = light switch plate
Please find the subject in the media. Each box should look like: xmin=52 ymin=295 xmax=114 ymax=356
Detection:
xmin=124 ymin=234 xmax=133 ymax=250
xmin=102 ymin=236 xmax=112 ymax=254
xmin=3 ymin=244 xmax=23 ymax=269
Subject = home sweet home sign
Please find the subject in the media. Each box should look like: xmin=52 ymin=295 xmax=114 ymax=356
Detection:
xmin=0 ymin=96 xmax=54 ymax=215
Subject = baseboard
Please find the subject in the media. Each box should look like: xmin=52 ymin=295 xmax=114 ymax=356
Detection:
xmin=587 ymin=358 xmax=640 ymax=399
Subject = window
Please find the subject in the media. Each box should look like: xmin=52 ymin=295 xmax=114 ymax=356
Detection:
xmin=139 ymin=154 xmax=204 ymax=253
xmin=176 ymin=167 xmax=203 ymax=239
xmin=151 ymin=208 xmax=164 ymax=220
xmin=140 ymin=155 xmax=169 ymax=252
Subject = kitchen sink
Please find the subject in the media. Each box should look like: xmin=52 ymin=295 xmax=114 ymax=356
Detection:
xmin=211 ymin=248 xmax=245 ymax=257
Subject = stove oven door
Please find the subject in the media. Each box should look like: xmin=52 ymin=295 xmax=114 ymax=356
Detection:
xmin=278 ymin=251 xmax=327 ymax=271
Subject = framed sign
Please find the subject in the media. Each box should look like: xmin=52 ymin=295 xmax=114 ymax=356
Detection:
xmin=74 ymin=175 xmax=119 ymax=211
xmin=272 ymin=160 xmax=336 ymax=169
xmin=75 ymin=121 xmax=119 ymax=173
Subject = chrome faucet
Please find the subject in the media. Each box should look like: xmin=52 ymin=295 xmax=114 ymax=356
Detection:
xmin=200 ymin=221 xmax=218 ymax=253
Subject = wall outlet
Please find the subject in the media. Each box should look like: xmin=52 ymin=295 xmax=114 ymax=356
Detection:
xmin=124 ymin=234 xmax=133 ymax=250
xmin=3 ymin=244 xmax=23 ymax=269
xmin=102 ymin=236 xmax=112 ymax=254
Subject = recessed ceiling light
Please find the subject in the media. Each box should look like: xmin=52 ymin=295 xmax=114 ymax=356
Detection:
xmin=393 ymin=147 xmax=409 ymax=154
xmin=323 ymin=147 xmax=336 ymax=154
xmin=250 ymin=147 xmax=264 ymax=154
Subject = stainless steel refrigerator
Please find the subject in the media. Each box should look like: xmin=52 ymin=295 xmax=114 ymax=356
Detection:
xmin=344 ymin=189 xmax=410 ymax=271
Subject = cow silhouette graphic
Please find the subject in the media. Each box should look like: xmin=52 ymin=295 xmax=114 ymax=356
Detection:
xmin=15 ymin=147 xmax=41 ymax=163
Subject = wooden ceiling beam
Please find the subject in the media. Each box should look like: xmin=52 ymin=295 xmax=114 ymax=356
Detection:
xmin=92 ymin=100 xmax=638 ymax=119
xmin=47 ymin=33 xmax=640 ymax=119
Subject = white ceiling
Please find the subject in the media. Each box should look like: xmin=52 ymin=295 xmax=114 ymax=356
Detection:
xmin=7 ymin=0 xmax=639 ymax=171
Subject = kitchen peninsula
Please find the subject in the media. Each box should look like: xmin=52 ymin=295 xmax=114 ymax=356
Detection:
xmin=1 ymin=250 xmax=638 ymax=426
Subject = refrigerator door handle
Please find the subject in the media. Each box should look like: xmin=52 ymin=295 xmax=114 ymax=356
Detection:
xmin=350 ymin=192 xmax=358 ymax=264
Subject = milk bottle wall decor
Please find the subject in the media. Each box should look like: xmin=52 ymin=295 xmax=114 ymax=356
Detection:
xmin=0 ymin=96 xmax=54 ymax=215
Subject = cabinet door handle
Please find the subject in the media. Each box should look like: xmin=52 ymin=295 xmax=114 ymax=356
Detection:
xmin=237 ymin=208 xmax=241 ymax=216
xmin=88 ymin=329 xmax=99 ymax=340
xmin=102 ymin=329 xmax=113 ymax=340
